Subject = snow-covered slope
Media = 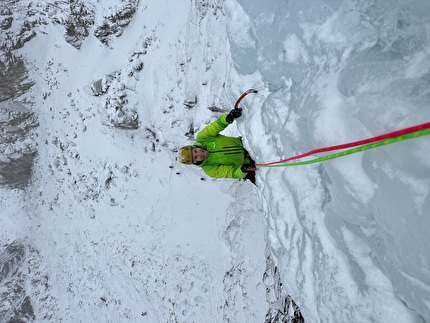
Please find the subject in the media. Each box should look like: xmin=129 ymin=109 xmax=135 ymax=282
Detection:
xmin=1 ymin=1 xmax=269 ymax=322
xmin=1 ymin=0 xmax=429 ymax=322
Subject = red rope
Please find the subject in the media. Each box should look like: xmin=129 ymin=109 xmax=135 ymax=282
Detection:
xmin=257 ymin=122 xmax=430 ymax=167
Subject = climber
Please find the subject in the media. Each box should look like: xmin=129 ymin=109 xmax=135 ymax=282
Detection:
xmin=179 ymin=109 xmax=256 ymax=184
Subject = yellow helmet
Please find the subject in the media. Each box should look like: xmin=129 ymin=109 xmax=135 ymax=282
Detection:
xmin=179 ymin=146 xmax=193 ymax=164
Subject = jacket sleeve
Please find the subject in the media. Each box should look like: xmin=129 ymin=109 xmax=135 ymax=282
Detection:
xmin=196 ymin=114 xmax=229 ymax=140
xmin=202 ymin=164 xmax=247 ymax=179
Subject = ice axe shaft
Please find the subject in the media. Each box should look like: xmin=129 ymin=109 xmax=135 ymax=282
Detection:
xmin=234 ymin=89 xmax=258 ymax=109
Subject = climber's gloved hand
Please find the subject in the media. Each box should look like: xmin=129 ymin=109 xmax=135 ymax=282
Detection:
xmin=226 ymin=108 xmax=242 ymax=123
xmin=241 ymin=162 xmax=256 ymax=173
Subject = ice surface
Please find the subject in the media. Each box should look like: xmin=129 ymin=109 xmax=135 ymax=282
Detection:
xmin=227 ymin=0 xmax=430 ymax=321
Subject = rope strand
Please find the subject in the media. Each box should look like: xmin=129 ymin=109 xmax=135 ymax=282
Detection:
xmin=256 ymin=123 xmax=430 ymax=168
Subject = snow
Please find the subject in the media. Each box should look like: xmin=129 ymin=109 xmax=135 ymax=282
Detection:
xmin=1 ymin=0 xmax=430 ymax=322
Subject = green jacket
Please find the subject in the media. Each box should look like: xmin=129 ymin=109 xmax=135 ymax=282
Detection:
xmin=193 ymin=114 xmax=251 ymax=179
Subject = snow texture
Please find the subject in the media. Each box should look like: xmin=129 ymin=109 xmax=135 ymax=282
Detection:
xmin=1 ymin=0 xmax=430 ymax=322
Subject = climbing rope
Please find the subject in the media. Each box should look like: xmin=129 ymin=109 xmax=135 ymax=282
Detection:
xmin=233 ymin=89 xmax=430 ymax=168
xmin=256 ymin=122 xmax=430 ymax=168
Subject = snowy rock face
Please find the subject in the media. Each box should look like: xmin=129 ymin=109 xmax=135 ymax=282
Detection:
xmin=3 ymin=0 xmax=429 ymax=322
xmin=0 ymin=1 xmax=278 ymax=322
xmin=0 ymin=241 xmax=35 ymax=322
xmin=0 ymin=0 xmax=139 ymax=50
xmin=93 ymin=1 xmax=140 ymax=47
xmin=0 ymin=0 xmax=145 ymax=190
xmin=63 ymin=2 xmax=96 ymax=49
xmin=0 ymin=0 xmax=37 ymax=51
xmin=0 ymin=54 xmax=34 ymax=101
xmin=0 ymin=0 xmax=39 ymax=189
xmin=0 ymin=101 xmax=38 ymax=188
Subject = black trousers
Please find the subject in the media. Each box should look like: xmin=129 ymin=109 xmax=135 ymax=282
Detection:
xmin=244 ymin=151 xmax=256 ymax=185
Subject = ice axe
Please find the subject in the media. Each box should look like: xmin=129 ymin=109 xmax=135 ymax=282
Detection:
xmin=234 ymin=89 xmax=258 ymax=172
xmin=234 ymin=89 xmax=258 ymax=110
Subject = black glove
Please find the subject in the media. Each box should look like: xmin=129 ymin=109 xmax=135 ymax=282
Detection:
xmin=241 ymin=162 xmax=256 ymax=173
xmin=226 ymin=108 xmax=242 ymax=123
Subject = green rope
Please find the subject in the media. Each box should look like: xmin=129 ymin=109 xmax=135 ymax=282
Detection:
xmin=259 ymin=128 xmax=430 ymax=168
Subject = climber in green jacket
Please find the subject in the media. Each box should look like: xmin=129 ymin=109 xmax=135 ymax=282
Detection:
xmin=179 ymin=109 xmax=256 ymax=184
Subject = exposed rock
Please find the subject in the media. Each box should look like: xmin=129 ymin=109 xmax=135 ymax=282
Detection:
xmin=264 ymin=252 xmax=304 ymax=323
xmin=0 ymin=16 xmax=13 ymax=30
xmin=183 ymin=95 xmax=198 ymax=108
xmin=208 ymin=105 xmax=227 ymax=113
xmin=131 ymin=59 xmax=144 ymax=71
xmin=0 ymin=153 xmax=36 ymax=188
xmin=0 ymin=101 xmax=38 ymax=188
xmin=11 ymin=21 xmax=37 ymax=50
xmin=185 ymin=123 xmax=195 ymax=139
xmin=0 ymin=1 xmax=38 ymax=51
xmin=86 ymin=78 xmax=109 ymax=97
xmin=87 ymin=70 xmax=140 ymax=130
xmin=0 ymin=0 xmax=96 ymax=50
xmin=64 ymin=1 xmax=95 ymax=49
xmin=94 ymin=0 xmax=139 ymax=46
xmin=195 ymin=0 xmax=225 ymax=20
xmin=0 ymin=241 xmax=36 ymax=322
xmin=0 ymin=0 xmax=40 ymax=51
xmin=0 ymin=53 xmax=35 ymax=102
xmin=0 ymin=1 xmax=38 ymax=190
